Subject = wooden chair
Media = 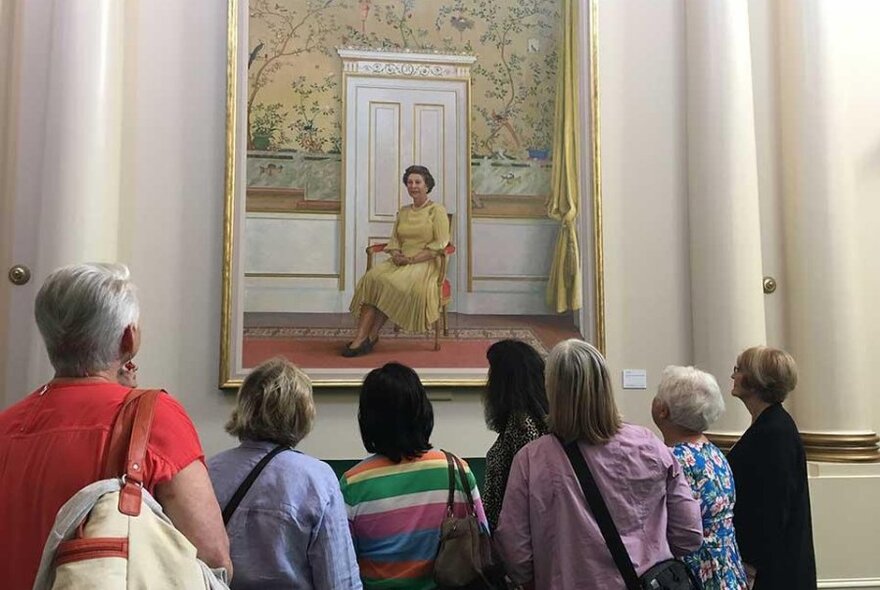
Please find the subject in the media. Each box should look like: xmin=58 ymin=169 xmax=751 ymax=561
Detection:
xmin=365 ymin=214 xmax=455 ymax=351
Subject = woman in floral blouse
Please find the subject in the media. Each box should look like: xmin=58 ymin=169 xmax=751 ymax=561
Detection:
xmin=481 ymin=339 xmax=549 ymax=531
xmin=652 ymin=365 xmax=747 ymax=590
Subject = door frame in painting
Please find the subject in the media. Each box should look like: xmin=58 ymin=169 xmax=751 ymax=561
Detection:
xmin=339 ymin=48 xmax=475 ymax=312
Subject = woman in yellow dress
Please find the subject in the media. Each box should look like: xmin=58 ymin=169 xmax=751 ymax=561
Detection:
xmin=343 ymin=165 xmax=450 ymax=357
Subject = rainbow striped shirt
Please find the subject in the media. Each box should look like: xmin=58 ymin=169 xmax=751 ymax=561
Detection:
xmin=340 ymin=449 xmax=489 ymax=590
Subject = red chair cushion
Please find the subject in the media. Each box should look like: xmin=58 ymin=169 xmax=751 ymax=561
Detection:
xmin=441 ymin=279 xmax=452 ymax=300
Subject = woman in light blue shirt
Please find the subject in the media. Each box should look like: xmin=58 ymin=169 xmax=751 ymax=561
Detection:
xmin=209 ymin=358 xmax=361 ymax=590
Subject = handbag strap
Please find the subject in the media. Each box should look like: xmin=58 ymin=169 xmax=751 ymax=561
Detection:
xmin=557 ymin=435 xmax=642 ymax=590
xmin=222 ymin=444 xmax=288 ymax=525
xmin=103 ymin=388 xmax=163 ymax=516
xmin=441 ymin=450 xmax=476 ymax=515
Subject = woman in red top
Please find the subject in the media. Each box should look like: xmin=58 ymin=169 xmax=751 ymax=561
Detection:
xmin=0 ymin=262 xmax=232 ymax=590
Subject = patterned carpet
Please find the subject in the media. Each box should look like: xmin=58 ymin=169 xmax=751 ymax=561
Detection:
xmin=244 ymin=326 xmax=548 ymax=355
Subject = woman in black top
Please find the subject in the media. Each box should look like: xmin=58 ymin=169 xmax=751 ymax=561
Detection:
xmin=727 ymin=346 xmax=817 ymax=590
xmin=482 ymin=339 xmax=549 ymax=531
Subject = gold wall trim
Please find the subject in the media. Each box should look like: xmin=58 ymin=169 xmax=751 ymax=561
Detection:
xmin=708 ymin=432 xmax=880 ymax=463
xmin=466 ymin=78 xmax=474 ymax=292
xmin=471 ymin=213 xmax=549 ymax=220
xmin=472 ymin=275 xmax=549 ymax=282
xmin=220 ymin=0 xmax=239 ymax=389
xmin=368 ymin=100 xmax=402 ymax=220
xmin=221 ymin=378 xmax=487 ymax=390
xmin=800 ymin=433 xmax=880 ymax=463
xmin=244 ymin=272 xmax=340 ymax=279
xmin=339 ymin=72 xmax=349 ymax=292
xmin=589 ymin=0 xmax=606 ymax=355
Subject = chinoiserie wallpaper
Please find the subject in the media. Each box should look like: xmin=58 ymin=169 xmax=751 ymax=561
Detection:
xmin=246 ymin=0 xmax=560 ymax=217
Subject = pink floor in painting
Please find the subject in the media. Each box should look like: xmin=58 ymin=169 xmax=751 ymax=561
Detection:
xmin=242 ymin=313 xmax=582 ymax=369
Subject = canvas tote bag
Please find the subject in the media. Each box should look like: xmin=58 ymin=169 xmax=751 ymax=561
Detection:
xmin=32 ymin=389 xmax=229 ymax=590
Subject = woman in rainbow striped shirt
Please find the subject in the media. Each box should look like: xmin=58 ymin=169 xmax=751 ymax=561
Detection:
xmin=341 ymin=363 xmax=489 ymax=590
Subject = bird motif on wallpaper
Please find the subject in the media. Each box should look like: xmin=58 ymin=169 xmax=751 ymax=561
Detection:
xmin=249 ymin=42 xmax=265 ymax=69
xmin=259 ymin=163 xmax=284 ymax=177
xmin=492 ymin=110 xmax=522 ymax=151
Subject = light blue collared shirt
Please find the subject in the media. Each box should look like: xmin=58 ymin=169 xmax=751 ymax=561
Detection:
xmin=208 ymin=440 xmax=362 ymax=590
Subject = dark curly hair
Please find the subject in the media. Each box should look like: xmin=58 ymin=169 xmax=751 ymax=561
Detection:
xmin=402 ymin=165 xmax=435 ymax=193
xmin=483 ymin=339 xmax=549 ymax=433
xmin=358 ymin=362 xmax=434 ymax=462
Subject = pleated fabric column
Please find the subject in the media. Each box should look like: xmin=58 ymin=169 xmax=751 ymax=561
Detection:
xmin=36 ymin=0 xmax=124 ymax=269
xmin=685 ymin=1 xmax=766 ymax=439
xmin=777 ymin=1 xmax=878 ymax=461
xmin=19 ymin=0 xmax=125 ymax=390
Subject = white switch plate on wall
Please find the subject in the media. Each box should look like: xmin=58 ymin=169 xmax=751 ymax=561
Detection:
xmin=622 ymin=369 xmax=648 ymax=389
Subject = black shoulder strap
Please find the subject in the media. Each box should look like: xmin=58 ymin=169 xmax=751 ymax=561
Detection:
xmin=222 ymin=444 xmax=288 ymax=525
xmin=556 ymin=436 xmax=641 ymax=590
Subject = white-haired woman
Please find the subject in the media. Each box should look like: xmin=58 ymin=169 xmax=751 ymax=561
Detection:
xmin=652 ymin=366 xmax=747 ymax=590
xmin=495 ymin=339 xmax=702 ymax=590
xmin=0 ymin=263 xmax=232 ymax=590
xmin=209 ymin=358 xmax=361 ymax=590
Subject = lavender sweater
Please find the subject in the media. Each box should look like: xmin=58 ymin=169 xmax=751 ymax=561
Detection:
xmin=495 ymin=424 xmax=703 ymax=589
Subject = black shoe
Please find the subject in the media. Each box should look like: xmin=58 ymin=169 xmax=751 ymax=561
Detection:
xmin=342 ymin=338 xmax=374 ymax=357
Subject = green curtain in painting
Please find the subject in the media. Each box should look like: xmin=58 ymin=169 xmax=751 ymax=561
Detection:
xmin=547 ymin=0 xmax=582 ymax=313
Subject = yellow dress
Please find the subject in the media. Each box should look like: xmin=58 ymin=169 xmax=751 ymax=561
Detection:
xmin=350 ymin=201 xmax=450 ymax=333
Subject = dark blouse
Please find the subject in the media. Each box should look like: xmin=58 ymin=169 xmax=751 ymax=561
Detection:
xmin=483 ymin=412 xmax=548 ymax=531
xmin=727 ymin=403 xmax=817 ymax=590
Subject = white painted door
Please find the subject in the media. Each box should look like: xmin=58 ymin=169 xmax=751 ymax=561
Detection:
xmin=343 ymin=76 xmax=469 ymax=311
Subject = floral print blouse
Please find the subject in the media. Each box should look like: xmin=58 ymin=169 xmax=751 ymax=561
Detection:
xmin=483 ymin=412 xmax=548 ymax=531
xmin=672 ymin=442 xmax=748 ymax=590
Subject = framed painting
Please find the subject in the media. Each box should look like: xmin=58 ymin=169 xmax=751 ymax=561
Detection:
xmin=220 ymin=0 xmax=604 ymax=388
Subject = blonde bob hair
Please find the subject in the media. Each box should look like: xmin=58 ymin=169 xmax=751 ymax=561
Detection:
xmin=546 ymin=339 xmax=622 ymax=444
xmin=226 ymin=357 xmax=316 ymax=447
xmin=736 ymin=346 xmax=798 ymax=404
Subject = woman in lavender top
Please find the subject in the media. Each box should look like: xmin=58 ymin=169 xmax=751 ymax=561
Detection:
xmin=653 ymin=365 xmax=747 ymax=590
xmin=495 ymin=340 xmax=703 ymax=590
xmin=209 ymin=358 xmax=361 ymax=590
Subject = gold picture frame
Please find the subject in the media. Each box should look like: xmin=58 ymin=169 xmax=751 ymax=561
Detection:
xmin=219 ymin=0 xmax=605 ymax=389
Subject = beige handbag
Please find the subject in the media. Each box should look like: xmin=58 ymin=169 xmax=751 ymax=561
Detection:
xmin=32 ymin=389 xmax=229 ymax=590
xmin=433 ymin=451 xmax=495 ymax=589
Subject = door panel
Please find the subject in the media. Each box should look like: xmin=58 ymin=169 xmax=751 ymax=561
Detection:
xmin=346 ymin=78 xmax=467 ymax=312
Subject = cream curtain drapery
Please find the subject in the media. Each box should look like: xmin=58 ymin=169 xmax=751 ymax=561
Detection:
xmin=546 ymin=0 xmax=582 ymax=313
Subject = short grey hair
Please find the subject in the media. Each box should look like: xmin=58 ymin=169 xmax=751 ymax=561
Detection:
xmin=35 ymin=263 xmax=140 ymax=376
xmin=226 ymin=357 xmax=315 ymax=447
xmin=656 ymin=365 xmax=725 ymax=433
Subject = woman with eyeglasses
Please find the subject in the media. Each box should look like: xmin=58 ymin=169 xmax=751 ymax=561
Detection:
xmin=727 ymin=346 xmax=816 ymax=589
